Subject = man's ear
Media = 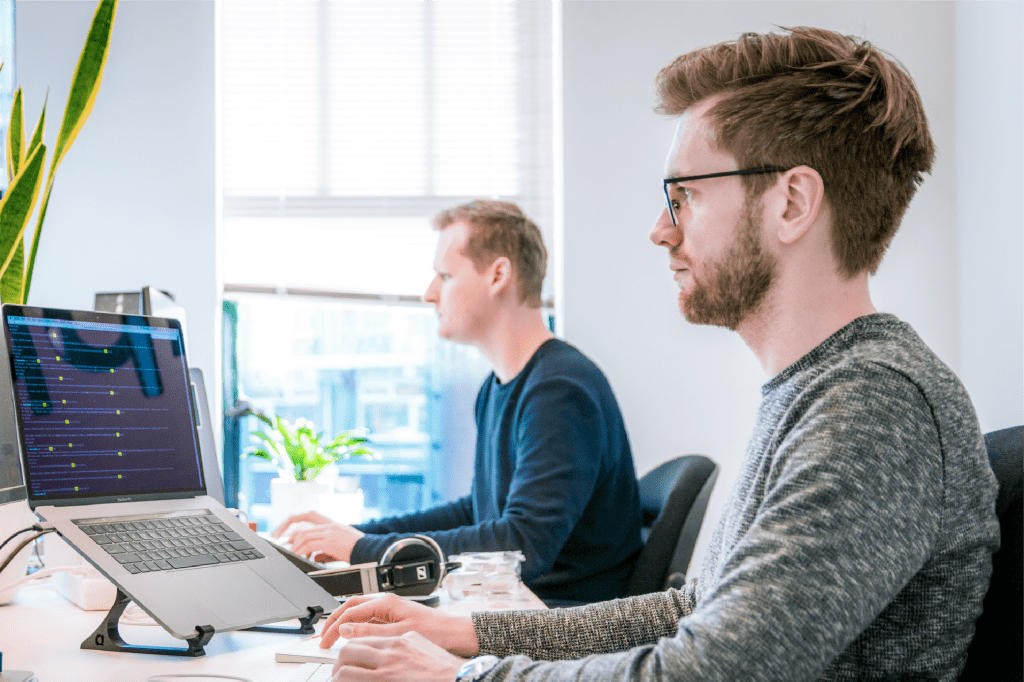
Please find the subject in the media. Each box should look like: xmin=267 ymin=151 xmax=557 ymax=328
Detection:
xmin=489 ymin=256 xmax=514 ymax=297
xmin=767 ymin=165 xmax=825 ymax=245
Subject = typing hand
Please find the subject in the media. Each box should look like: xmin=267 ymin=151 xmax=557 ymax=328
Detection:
xmin=272 ymin=511 xmax=334 ymax=540
xmin=321 ymin=593 xmax=480 ymax=658
xmin=330 ymin=631 xmax=465 ymax=682
xmin=286 ymin=521 xmax=364 ymax=563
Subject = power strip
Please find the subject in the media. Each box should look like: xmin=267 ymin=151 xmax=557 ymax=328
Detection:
xmin=43 ymin=533 xmax=117 ymax=611
xmin=51 ymin=570 xmax=117 ymax=611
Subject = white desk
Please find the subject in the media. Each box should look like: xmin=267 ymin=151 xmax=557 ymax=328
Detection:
xmin=2 ymin=578 xmax=545 ymax=682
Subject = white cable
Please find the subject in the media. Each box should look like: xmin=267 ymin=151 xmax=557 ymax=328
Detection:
xmin=146 ymin=676 xmax=253 ymax=682
xmin=120 ymin=601 xmax=160 ymax=626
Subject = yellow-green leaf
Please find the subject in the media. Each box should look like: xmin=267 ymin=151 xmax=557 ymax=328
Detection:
xmin=51 ymin=0 xmax=117 ymax=173
xmin=1 ymin=237 xmax=24 ymax=304
xmin=6 ymin=88 xmax=24 ymax=182
xmin=27 ymin=96 xmax=46 ymax=161
xmin=0 ymin=144 xmax=46 ymax=294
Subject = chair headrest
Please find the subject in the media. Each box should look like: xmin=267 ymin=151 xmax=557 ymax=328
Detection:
xmin=985 ymin=426 xmax=1022 ymax=519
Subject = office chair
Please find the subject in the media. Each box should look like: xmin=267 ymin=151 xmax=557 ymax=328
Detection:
xmin=625 ymin=454 xmax=718 ymax=596
xmin=960 ymin=425 xmax=1023 ymax=682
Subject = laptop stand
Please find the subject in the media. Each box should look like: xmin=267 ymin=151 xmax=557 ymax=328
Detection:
xmin=81 ymin=587 xmax=324 ymax=657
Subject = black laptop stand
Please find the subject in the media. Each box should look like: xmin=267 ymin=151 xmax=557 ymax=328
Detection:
xmin=81 ymin=587 xmax=324 ymax=657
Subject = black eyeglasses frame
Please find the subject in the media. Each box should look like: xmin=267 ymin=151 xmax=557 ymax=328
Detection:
xmin=662 ymin=166 xmax=788 ymax=225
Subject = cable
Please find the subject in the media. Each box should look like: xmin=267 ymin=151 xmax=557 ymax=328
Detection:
xmin=0 ymin=525 xmax=42 ymax=556
xmin=121 ymin=602 xmax=159 ymax=626
xmin=0 ymin=530 xmax=54 ymax=575
xmin=145 ymin=671 xmax=252 ymax=675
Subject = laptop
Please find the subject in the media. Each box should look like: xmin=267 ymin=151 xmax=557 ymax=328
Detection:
xmin=0 ymin=304 xmax=338 ymax=640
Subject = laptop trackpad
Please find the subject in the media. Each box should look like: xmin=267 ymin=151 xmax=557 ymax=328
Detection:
xmin=189 ymin=563 xmax=297 ymax=626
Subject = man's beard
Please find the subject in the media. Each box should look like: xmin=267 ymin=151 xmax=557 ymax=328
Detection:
xmin=680 ymin=199 xmax=777 ymax=330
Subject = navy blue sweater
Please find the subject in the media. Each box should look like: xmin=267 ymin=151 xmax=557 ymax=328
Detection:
xmin=350 ymin=339 xmax=642 ymax=604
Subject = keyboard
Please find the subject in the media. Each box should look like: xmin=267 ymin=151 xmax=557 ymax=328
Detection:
xmin=74 ymin=510 xmax=263 ymax=574
xmin=288 ymin=663 xmax=332 ymax=682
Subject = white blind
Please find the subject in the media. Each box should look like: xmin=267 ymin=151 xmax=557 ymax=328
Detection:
xmin=220 ymin=1 xmax=554 ymax=298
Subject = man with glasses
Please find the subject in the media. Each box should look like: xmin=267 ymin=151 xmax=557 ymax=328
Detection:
xmin=310 ymin=27 xmax=999 ymax=682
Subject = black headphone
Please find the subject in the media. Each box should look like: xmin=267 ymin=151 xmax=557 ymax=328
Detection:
xmin=275 ymin=534 xmax=457 ymax=599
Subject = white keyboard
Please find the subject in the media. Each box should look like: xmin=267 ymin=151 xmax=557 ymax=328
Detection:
xmin=287 ymin=662 xmax=333 ymax=682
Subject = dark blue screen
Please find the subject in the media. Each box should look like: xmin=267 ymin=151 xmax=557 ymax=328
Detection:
xmin=5 ymin=310 xmax=205 ymax=502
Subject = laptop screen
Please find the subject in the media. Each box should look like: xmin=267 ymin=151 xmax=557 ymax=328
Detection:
xmin=2 ymin=306 xmax=206 ymax=506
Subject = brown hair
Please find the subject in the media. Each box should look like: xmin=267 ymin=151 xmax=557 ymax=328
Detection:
xmin=432 ymin=200 xmax=547 ymax=307
xmin=655 ymin=26 xmax=935 ymax=276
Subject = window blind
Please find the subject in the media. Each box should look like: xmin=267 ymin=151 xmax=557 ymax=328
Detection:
xmin=219 ymin=1 xmax=554 ymax=299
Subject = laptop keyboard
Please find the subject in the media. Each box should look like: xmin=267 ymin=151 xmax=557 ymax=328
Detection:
xmin=287 ymin=663 xmax=332 ymax=682
xmin=74 ymin=510 xmax=263 ymax=574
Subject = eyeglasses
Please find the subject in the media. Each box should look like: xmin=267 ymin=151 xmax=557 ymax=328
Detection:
xmin=662 ymin=167 xmax=787 ymax=226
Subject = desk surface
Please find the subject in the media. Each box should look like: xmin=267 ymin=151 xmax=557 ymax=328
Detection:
xmin=3 ymin=578 xmax=545 ymax=682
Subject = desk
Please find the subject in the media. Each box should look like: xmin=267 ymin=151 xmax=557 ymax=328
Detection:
xmin=2 ymin=578 xmax=545 ymax=681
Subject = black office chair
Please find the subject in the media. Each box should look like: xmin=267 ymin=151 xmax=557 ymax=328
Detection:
xmin=625 ymin=454 xmax=718 ymax=596
xmin=960 ymin=425 xmax=1023 ymax=682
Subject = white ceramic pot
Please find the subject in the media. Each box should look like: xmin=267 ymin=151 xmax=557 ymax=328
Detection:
xmin=269 ymin=477 xmax=331 ymax=530
xmin=318 ymin=490 xmax=365 ymax=525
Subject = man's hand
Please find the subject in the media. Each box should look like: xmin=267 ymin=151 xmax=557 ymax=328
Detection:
xmin=272 ymin=511 xmax=365 ymax=563
xmin=330 ymin=631 xmax=466 ymax=682
xmin=321 ymin=593 xmax=480 ymax=658
xmin=272 ymin=511 xmax=333 ymax=540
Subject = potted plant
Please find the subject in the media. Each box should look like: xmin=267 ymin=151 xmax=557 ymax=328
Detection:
xmin=244 ymin=412 xmax=375 ymax=528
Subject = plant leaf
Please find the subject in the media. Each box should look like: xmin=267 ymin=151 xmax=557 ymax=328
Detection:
xmin=1 ymin=237 xmax=24 ymax=304
xmin=26 ymin=96 xmax=46 ymax=160
xmin=51 ymin=0 xmax=117 ymax=172
xmin=6 ymin=88 xmax=24 ymax=182
xmin=23 ymin=0 xmax=117 ymax=304
xmin=252 ymin=411 xmax=274 ymax=428
xmin=0 ymin=144 xmax=46 ymax=295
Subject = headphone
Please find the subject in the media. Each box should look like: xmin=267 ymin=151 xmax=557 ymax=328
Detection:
xmin=276 ymin=534 xmax=458 ymax=599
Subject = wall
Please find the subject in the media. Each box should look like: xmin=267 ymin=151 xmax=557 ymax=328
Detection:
xmin=955 ymin=1 xmax=1024 ymax=435
xmin=561 ymin=1 xmax=1022 ymax=576
xmin=15 ymin=1 xmax=217 ymax=395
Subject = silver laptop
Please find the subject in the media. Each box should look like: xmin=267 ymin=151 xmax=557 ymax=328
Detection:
xmin=0 ymin=304 xmax=337 ymax=640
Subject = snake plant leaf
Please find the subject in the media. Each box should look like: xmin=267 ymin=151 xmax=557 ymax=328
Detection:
xmin=23 ymin=0 xmax=117 ymax=304
xmin=6 ymin=88 xmax=24 ymax=182
xmin=0 ymin=238 xmax=24 ymax=304
xmin=51 ymin=0 xmax=116 ymax=172
xmin=0 ymin=144 xmax=46 ymax=287
xmin=27 ymin=96 xmax=46 ymax=161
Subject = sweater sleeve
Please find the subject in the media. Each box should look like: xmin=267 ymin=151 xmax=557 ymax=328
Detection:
xmin=473 ymin=584 xmax=696 ymax=660
xmin=473 ymin=366 xmax=948 ymax=681
xmin=354 ymin=376 xmax=611 ymax=582
xmin=349 ymin=496 xmax=474 ymax=563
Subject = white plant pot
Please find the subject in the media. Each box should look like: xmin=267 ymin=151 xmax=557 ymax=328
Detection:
xmin=269 ymin=478 xmax=331 ymax=531
xmin=318 ymin=490 xmax=365 ymax=526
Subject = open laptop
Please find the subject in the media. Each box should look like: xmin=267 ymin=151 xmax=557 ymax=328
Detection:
xmin=0 ymin=304 xmax=338 ymax=641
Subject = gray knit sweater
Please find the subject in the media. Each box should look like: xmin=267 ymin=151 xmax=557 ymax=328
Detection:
xmin=471 ymin=314 xmax=1000 ymax=681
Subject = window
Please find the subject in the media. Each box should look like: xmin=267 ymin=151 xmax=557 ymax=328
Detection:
xmin=219 ymin=2 xmax=555 ymax=530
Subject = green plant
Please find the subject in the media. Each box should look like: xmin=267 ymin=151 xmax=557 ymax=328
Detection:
xmin=245 ymin=413 xmax=376 ymax=482
xmin=0 ymin=0 xmax=116 ymax=304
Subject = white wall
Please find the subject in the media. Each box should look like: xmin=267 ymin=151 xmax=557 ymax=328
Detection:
xmin=561 ymin=2 xmax=1022 ymax=576
xmin=955 ymin=1 xmax=1024 ymax=435
xmin=15 ymin=0 xmax=218 ymax=393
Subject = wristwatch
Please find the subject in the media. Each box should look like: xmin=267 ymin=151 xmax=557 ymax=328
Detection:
xmin=455 ymin=654 xmax=501 ymax=681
